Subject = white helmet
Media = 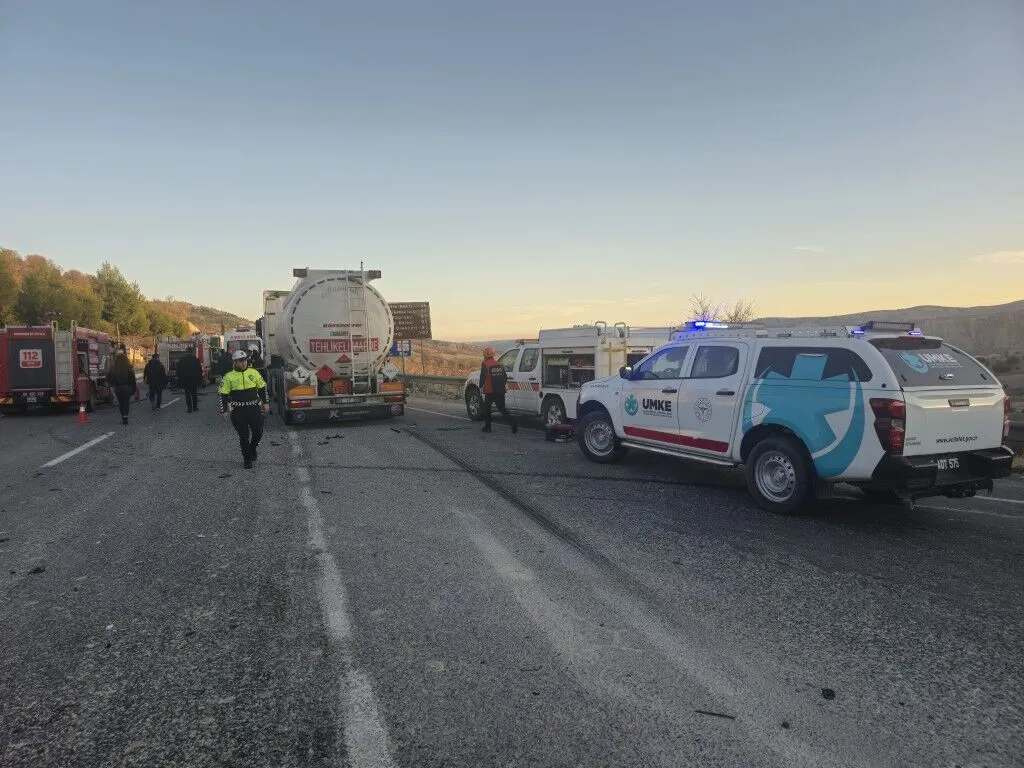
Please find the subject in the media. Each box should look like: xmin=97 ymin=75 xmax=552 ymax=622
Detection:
xmin=232 ymin=350 xmax=249 ymax=361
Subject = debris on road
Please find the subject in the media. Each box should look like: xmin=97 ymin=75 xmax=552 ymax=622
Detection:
xmin=695 ymin=710 xmax=736 ymax=720
xmin=28 ymin=563 xmax=46 ymax=574
xmin=822 ymin=688 xmax=836 ymax=700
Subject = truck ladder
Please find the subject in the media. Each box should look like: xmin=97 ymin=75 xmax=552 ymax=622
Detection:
xmin=54 ymin=322 xmax=75 ymax=395
xmin=347 ymin=266 xmax=373 ymax=394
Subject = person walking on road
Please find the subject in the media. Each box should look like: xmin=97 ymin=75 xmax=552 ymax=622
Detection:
xmin=219 ymin=350 xmax=270 ymax=469
xmin=143 ymin=353 xmax=168 ymax=411
xmin=108 ymin=347 xmax=137 ymax=426
xmin=479 ymin=347 xmax=517 ymax=434
xmin=175 ymin=347 xmax=203 ymax=413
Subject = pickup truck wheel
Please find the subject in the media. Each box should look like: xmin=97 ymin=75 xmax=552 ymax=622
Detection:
xmin=465 ymin=388 xmax=484 ymax=421
xmin=578 ymin=411 xmax=626 ymax=464
xmin=745 ymin=436 xmax=812 ymax=514
xmin=543 ymin=396 xmax=566 ymax=426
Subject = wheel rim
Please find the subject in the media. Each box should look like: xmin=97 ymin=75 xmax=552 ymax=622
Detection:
xmin=467 ymin=392 xmax=482 ymax=417
xmin=545 ymin=401 xmax=565 ymax=426
xmin=584 ymin=420 xmax=614 ymax=455
xmin=755 ymin=451 xmax=797 ymax=503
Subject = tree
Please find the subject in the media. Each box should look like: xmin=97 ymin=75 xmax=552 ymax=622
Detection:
xmin=0 ymin=248 xmax=22 ymax=324
xmin=686 ymin=294 xmax=757 ymax=324
xmin=688 ymin=294 xmax=722 ymax=322
xmin=94 ymin=262 xmax=147 ymax=335
xmin=723 ymin=298 xmax=757 ymax=323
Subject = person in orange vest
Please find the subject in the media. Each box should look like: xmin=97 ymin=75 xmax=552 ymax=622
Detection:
xmin=479 ymin=347 xmax=518 ymax=434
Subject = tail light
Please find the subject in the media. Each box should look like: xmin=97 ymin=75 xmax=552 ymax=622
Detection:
xmin=289 ymin=399 xmax=311 ymax=409
xmin=1005 ymin=396 xmax=1012 ymax=441
xmin=384 ymin=394 xmax=404 ymax=403
xmin=870 ymin=398 xmax=906 ymax=455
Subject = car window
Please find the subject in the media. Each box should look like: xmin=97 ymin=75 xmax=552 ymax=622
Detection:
xmin=519 ymin=348 xmax=539 ymax=372
xmin=870 ymin=338 xmax=993 ymax=386
xmin=498 ymin=349 xmax=520 ymax=370
xmin=754 ymin=346 xmax=873 ymax=382
xmin=690 ymin=346 xmax=739 ymax=379
xmin=634 ymin=346 xmax=689 ymax=380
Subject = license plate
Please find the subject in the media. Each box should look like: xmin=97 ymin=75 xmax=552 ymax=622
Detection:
xmin=935 ymin=455 xmax=963 ymax=478
xmin=332 ymin=396 xmax=385 ymax=405
xmin=26 ymin=395 xmax=38 ymax=403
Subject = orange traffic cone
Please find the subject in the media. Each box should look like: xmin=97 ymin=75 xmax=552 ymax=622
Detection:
xmin=77 ymin=404 xmax=89 ymax=424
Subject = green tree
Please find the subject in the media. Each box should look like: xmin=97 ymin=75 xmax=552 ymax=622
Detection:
xmin=0 ymin=248 xmax=22 ymax=324
xmin=95 ymin=262 xmax=147 ymax=334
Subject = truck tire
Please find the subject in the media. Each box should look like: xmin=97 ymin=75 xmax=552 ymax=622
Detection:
xmin=745 ymin=436 xmax=813 ymax=515
xmin=465 ymin=387 xmax=484 ymax=421
xmin=542 ymin=396 xmax=566 ymax=426
xmin=577 ymin=410 xmax=626 ymax=464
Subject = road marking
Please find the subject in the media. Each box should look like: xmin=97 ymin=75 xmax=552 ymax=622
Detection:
xmin=922 ymin=505 xmax=1022 ymax=520
xmin=290 ymin=429 xmax=397 ymax=768
xmin=160 ymin=398 xmax=181 ymax=409
xmin=973 ymin=495 xmax=1024 ymax=505
xmin=41 ymin=432 xmax=115 ymax=468
xmin=406 ymin=406 xmax=471 ymax=422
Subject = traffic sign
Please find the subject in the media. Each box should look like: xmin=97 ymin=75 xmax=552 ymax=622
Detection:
xmin=389 ymin=340 xmax=412 ymax=357
xmin=390 ymin=302 xmax=432 ymax=340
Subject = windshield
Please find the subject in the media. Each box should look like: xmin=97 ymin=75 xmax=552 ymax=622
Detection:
xmin=870 ymin=337 xmax=994 ymax=387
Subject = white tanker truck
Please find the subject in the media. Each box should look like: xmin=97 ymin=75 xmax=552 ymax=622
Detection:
xmin=259 ymin=267 xmax=406 ymax=424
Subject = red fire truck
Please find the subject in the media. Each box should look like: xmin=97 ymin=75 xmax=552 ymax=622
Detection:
xmin=0 ymin=322 xmax=115 ymax=413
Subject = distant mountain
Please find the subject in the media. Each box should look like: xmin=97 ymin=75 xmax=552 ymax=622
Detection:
xmin=758 ymin=300 xmax=1024 ymax=356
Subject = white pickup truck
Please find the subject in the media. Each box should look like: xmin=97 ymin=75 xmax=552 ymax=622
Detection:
xmin=575 ymin=320 xmax=1014 ymax=513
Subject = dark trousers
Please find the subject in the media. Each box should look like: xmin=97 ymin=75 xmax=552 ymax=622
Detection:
xmin=115 ymin=385 xmax=134 ymax=417
xmin=483 ymin=392 xmax=516 ymax=429
xmin=148 ymin=385 xmax=165 ymax=409
xmin=231 ymin=408 xmax=264 ymax=459
xmin=182 ymin=381 xmax=199 ymax=411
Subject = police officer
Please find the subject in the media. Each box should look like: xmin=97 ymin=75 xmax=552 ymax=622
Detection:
xmin=219 ymin=349 xmax=270 ymax=469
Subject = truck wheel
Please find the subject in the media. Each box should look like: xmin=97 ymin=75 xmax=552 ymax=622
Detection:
xmin=542 ymin=396 xmax=566 ymax=426
xmin=577 ymin=410 xmax=626 ymax=464
xmin=745 ymin=436 xmax=813 ymax=514
xmin=465 ymin=387 xmax=484 ymax=421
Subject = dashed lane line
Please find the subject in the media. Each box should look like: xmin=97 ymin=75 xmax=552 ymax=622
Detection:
xmin=40 ymin=432 xmax=115 ymax=468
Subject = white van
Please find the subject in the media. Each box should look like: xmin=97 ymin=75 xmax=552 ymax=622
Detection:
xmin=575 ymin=321 xmax=1014 ymax=513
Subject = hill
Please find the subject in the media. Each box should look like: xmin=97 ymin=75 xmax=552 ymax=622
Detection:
xmin=759 ymin=300 xmax=1024 ymax=356
xmin=148 ymin=300 xmax=252 ymax=334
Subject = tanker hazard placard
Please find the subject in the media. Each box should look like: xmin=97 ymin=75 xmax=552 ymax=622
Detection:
xmin=309 ymin=338 xmax=381 ymax=354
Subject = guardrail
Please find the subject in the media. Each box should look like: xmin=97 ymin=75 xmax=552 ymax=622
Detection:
xmin=402 ymin=374 xmax=466 ymax=400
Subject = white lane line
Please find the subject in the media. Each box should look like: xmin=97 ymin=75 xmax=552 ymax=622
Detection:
xmin=160 ymin=398 xmax=181 ymax=409
xmin=292 ymin=432 xmax=397 ymax=768
xmin=922 ymin=505 xmax=1023 ymax=520
xmin=41 ymin=432 xmax=115 ymax=468
xmin=973 ymin=495 xmax=1024 ymax=505
xmin=406 ymin=406 xmax=471 ymax=422
xmin=287 ymin=429 xmax=303 ymax=458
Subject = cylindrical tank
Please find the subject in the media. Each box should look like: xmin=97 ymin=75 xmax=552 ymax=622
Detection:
xmin=275 ymin=270 xmax=394 ymax=377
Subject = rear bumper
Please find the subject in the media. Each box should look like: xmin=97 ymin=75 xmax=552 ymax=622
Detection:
xmin=287 ymin=403 xmax=404 ymax=423
xmin=869 ymin=446 xmax=1015 ymax=498
xmin=1 ymin=392 xmax=68 ymax=407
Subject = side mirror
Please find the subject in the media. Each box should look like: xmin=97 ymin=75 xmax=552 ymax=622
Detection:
xmin=619 ymin=366 xmax=632 ymax=380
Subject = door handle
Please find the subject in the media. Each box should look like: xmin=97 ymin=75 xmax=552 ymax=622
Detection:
xmin=716 ymin=389 xmax=735 ymax=396
xmin=662 ymin=388 xmax=678 ymax=394
xmin=528 ymin=377 xmax=537 ymax=381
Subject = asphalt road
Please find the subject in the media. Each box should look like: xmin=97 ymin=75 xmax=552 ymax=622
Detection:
xmin=1 ymin=393 xmax=1022 ymax=767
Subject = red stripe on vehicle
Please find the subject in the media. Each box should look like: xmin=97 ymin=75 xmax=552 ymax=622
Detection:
xmin=623 ymin=426 xmax=729 ymax=453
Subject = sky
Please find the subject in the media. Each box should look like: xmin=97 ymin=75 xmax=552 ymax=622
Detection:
xmin=1 ymin=0 xmax=1022 ymax=340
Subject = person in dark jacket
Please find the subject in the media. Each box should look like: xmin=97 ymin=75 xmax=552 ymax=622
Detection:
xmin=479 ymin=347 xmax=517 ymax=434
xmin=216 ymin=349 xmax=234 ymax=379
xmin=143 ymin=353 xmax=168 ymax=411
xmin=108 ymin=348 xmax=137 ymax=425
xmin=175 ymin=348 xmax=203 ymax=413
